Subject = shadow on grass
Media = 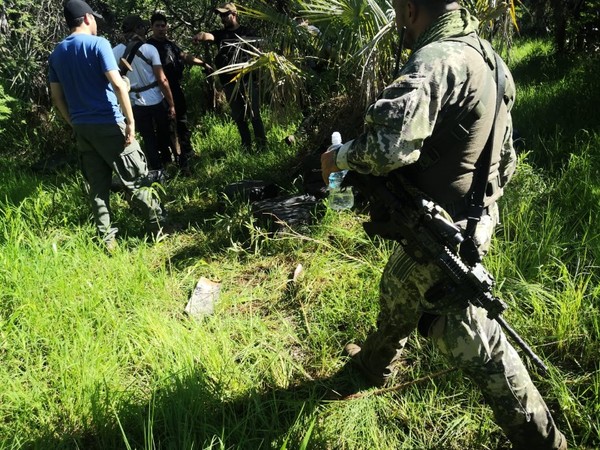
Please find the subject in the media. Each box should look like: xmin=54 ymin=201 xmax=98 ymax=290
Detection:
xmin=22 ymin=365 xmax=369 ymax=450
xmin=1 ymin=165 xmax=76 ymax=206
xmin=509 ymin=52 xmax=573 ymax=87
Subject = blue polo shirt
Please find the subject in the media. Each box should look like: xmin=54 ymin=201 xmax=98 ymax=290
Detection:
xmin=49 ymin=33 xmax=125 ymax=124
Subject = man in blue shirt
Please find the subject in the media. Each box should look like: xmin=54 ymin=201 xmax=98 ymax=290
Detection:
xmin=48 ymin=0 xmax=166 ymax=250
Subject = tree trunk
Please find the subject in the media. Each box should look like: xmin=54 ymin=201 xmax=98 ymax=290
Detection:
xmin=551 ymin=0 xmax=568 ymax=52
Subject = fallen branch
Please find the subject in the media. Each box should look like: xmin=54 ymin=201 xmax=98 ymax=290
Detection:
xmin=342 ymin=367 xmax=458 ymax=400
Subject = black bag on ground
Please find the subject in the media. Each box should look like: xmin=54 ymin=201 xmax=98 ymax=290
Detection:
xmin=222 ymin=180 xmax=280 ymax=203
xmin=251 ymin=194 xmax=324 ymax=231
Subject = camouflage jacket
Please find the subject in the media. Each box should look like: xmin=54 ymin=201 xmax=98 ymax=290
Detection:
xmin=335 ymin=8 xmax=517 ymax=209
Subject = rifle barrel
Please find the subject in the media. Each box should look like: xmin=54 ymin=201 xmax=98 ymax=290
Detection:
xmin=495 ymin=316 xmax=549 ymax=375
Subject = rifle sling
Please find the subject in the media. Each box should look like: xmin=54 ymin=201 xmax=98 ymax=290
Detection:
xmin=464 ymin=49 xmax=506 ymax=243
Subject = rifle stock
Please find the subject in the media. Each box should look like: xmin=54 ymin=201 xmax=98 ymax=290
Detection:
xmin=344 ymin=171 xmax=549 ymax=374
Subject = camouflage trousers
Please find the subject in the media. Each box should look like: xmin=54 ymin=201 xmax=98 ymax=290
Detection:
xmin=358 ymin=205 xmax=566 ymax=449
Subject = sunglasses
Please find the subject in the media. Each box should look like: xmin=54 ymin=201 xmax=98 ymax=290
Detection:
xmin=219 ymin=11 xmax=232 ymax=17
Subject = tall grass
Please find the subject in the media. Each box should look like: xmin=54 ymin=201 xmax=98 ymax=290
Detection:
xmin=1 ymin=39 xmax=599 ymax=449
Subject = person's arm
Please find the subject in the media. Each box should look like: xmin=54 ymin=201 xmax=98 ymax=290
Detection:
xmin=333 ymin=50 xmax=452 ymax=177
xmin=49 ymin=82 xmax=72 ymax=126
xmin=180 ymin=51 xmax=213 ymax=72
xmin=105 ymin=69 xmax=136 ymax=145
xmin=145 ymin=44 xmax=176 ymax=118
xmin=498 ymin=60 xmax=517 ymax=187
xmin=192 ymin=31 xmax=215 ymax=43
xmin=333 ymin=81 xmax=432 ymax=177
xmin=153 ymin=64 xmax=176 ymax=118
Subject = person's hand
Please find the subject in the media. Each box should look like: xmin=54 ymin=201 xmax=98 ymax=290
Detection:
xmin=192 ymin=32 xmax=204 ymax=44
xmin=203 ymin=63 xmax=214 ymax=75
xmin=167 ymin=105 xmax=176 ymax=119
xmin=320 ymin=146 xmax=341 ymax=184
xmin=124 ymin=123 xmax=135 ymax=146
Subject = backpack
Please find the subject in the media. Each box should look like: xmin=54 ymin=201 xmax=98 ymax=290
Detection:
xmin=118 ymin=40 xmax=158 ymax=94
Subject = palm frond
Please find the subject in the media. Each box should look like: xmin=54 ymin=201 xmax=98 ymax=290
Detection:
xmin=210 ymin=37 xmax=306 ymax=121
xmin=462 ymin=0 xmax=519 ymax=48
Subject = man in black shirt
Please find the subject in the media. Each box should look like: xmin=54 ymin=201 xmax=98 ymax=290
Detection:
xmin=193 ymin=3 xmax=266 ymax=151
xmin=147 ymin=12 xmax=213 ymax=173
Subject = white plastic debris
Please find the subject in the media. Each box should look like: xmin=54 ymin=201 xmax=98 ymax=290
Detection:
xmin=184 ymin=277 xmax=221 ymax=317
xmin=292 ymin=264 xmax=303 ymax=283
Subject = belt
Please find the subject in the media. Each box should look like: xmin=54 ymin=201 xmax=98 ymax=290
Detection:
xmin=130 ymin=81 xmax=159 ymax=93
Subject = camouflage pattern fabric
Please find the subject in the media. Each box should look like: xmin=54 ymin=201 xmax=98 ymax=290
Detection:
xmin=360 ymin=205 xmax=565 ymax=448
xmin=335 ymin=8 xmax=516 ymax=183
xmin=341 ymin=8 xmax=566 ymax=450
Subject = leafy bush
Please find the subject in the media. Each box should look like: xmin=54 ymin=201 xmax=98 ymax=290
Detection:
xmin=0 ymin=0 xmax=65 ymax=103
xmin=0 ymin=84 xmax=15 ymax=129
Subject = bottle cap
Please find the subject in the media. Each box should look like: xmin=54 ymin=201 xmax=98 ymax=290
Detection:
xmin=331 ymin=132 xmax=342 ymax=145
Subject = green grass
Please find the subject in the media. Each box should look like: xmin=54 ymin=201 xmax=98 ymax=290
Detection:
xmin=1 ymin=39 xmax=599 ymax=449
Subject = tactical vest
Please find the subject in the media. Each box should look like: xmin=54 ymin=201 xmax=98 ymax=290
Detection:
xmin=401 ymin=34 xmax=514 ymax=218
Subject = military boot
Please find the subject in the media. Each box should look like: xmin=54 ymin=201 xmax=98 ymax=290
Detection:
xmin=344 ymin=343 xmax=399 ymax=387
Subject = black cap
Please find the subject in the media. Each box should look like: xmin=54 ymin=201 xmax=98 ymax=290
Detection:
xmin=122 ymin=15 xmax=149 ymax=32
xmin=64 ymin=0 xmax=103 ymax=26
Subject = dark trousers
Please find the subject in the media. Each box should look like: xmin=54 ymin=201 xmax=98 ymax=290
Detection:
xmin=171 ymin=85 xmax=193 ymax=168
xmin=223 ymin=81 xmax=266 ymax=150
xmin=133 ymin=101 xmax=172 ymax=170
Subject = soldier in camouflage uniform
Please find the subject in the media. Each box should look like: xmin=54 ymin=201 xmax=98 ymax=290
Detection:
xmin=320 ymin=1 xmax=567 ymax=449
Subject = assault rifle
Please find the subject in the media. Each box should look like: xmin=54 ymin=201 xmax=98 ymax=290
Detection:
xmin=343 ymin=170 xmax=549 ymax=374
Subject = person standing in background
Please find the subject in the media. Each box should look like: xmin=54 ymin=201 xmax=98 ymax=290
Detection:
xmin=113 ymin=15 xmax=176 ymax=170
xmin=193 ymin=3 xmax=266 ymax=151
xmin=147 ymin=12 xmax=213 ymax=174
xmin=48 ymin=0 xmax=166 ymax=250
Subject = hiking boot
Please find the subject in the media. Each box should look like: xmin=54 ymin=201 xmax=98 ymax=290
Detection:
xmin=101 ymin=228 xmax=119 ymax=255
xmin=557 ymin=432 xmax=568 ymax=450
xmin=344 ymin=343 xmax=394 ymax=388
xmin=103 ymin=236 xmax=118 ymax=255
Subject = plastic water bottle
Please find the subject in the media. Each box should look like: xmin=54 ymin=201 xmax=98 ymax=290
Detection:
xmin=328 ymin=132 xmax=354 ymax=211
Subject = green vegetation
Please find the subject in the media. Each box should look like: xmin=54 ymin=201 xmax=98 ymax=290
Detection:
xmin=1 ymin=38 xmax=599 ymax=450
